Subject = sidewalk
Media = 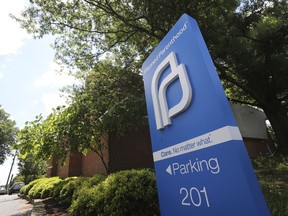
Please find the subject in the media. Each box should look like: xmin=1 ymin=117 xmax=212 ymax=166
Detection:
xmin=19 ymin=194 xmax=69 ymax=215
xmin=18 ymin=194 xmax=47 ymax=216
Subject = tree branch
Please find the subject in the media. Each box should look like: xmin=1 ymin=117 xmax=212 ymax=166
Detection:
xmin=83 ymin=0 xmax=162 ymax=40
xmin=50 ymin=21 xmax=131 ymax=34
xmin=228 ymin=97 xmax=258 ymax=107
xmin=215 ymin=61 xmax=265 ymax=107
xmin=230 ymin=33 xmax=265 ymax=43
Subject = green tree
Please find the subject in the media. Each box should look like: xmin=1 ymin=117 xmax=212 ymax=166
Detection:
xmin=17 ymin=153 xmax=47 ymax=184
xmin=0 ymin=106 xmax=18 ymax=164
xmin=16 ymin=115 xmax=45 ymax=160
xmin=13 ymin=0 xmax=288 ymax=152
xmin=16 ymin=59 xmax=145 ymax=174
xmin=64 ymin=59 xmax=146 ymax=173
xmin=214 ymin=1 xmax=288 ymax=152
xmin=16 ymin=113 xmax=68 ymax=166
xmin=12 ymin=0 xmax=237 ymax=70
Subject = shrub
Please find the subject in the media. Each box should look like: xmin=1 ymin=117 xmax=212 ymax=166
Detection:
xmin=53 ymin=177 xmax=78 ymax=202
xmin=58 ymin=178 xmax=81 ymax=208
xmin=20 ymin=178 xmax=43 ymax=195
xmin=69 ymin=169 xmax=159 ymax=216
xmin=57 ymin=177 xmax=86 ymax=208
xmin=69 ymin=186 xmax=98 ymax=216
xmin=41 ymin=177 xmax=63 ymax=198
xmin=81 ymin=174 xmax=107 ymax=188
xmin=63 ymin=175 xmax=105 ymax=209
xmin=52 ymin=174 xmax=107 ymax=208
xmin=28 ymin=177 xmax=62 ymax=199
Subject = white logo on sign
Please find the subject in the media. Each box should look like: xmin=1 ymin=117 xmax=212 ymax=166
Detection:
xmin=151 ymin=52 xmax=192 ymax=130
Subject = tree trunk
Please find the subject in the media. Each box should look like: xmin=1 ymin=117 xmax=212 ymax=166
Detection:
xmin=262 ymin=101 xmax=288 ymax=154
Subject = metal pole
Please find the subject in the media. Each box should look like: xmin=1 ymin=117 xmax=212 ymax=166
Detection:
xmin=5 ymin=154 xmax=16 ymax=193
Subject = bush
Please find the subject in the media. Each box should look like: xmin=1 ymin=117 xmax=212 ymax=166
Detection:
xmin=52 ymin=174 xmax=106 ymax=208
xmin=57 ymin=177 xmax=86 ymax=208
xmin=69 ymin=169 xmax=159 ymax=216
xmin=70 ymin=175 xmax=106 ymax=205
xmin=28 ymin=177 xmax=62 ymax=199
xmin=58 ymin=178 xmax=82 ymax=208
xmin=53 ymin=177 xmax=78 ymax=202
xmin=41 ymin=177 xmax=63 ymax=198
xmin=20 ymin=178 xmax=43 ymax=196
xmin=81 ymin=174 xmax=107 ymax=188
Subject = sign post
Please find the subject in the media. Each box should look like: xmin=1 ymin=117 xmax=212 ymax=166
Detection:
xmin=142 ymin=14 xmax=270 ymax=216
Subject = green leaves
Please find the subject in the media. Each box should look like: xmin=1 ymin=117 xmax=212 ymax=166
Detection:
xmin=16 ymin=58 xmax=147 ymax=173
xmin=13 ymin=0 xmax=288 ymax=152
xmin=12 ymin=0 xmax=239 ymax=71
xmin=0 ymin=106 xmax=18 ymax=164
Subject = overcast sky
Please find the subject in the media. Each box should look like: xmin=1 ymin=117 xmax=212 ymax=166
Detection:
xmin=0 ymin=0 xmax=77 ymax=185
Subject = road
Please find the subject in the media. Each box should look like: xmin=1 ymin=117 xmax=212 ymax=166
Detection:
xmin=0 ymin=194 xmax=32 ymax=216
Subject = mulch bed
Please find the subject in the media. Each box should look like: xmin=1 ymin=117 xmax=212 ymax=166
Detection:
xmin=42 ymin=198 xmax=70 ymax=216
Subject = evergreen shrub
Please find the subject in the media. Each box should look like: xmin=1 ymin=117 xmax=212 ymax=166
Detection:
xmin=28 ymin=177 xmax=61 ymax=199
xmin=53 ymin=177 xmax=78 ymax=202
xmin=41 ymin=177 xmax=63 ymax=198
xmin=20 ymin=178 xmax=43 ymax=195
xmin=70 ymin=174 xmax=107 ymax=205
xmin=69 ymin=169 xmax=159 ymax=216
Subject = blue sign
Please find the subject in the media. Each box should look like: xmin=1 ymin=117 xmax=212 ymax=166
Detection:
xmin=142 ymin=14 xmax=270 ymax=216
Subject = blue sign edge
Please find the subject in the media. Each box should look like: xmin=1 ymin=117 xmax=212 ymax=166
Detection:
xmin=142 ymin=13 xmax=271 ymax=216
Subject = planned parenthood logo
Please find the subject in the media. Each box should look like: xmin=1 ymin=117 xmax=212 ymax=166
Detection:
xmin=151 ymin=52 xmax=192 ymax=130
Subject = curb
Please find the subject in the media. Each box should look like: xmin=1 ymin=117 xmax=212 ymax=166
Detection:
xmin=18 ymin=194 xmax=47 ymax=216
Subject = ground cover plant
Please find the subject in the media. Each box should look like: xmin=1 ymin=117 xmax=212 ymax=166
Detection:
xmin=252 ymin=154 xmax=288 ymax=216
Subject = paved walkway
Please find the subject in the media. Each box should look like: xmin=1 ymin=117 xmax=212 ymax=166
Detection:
xmin=0 ymin=194 xmax=32 ymax=216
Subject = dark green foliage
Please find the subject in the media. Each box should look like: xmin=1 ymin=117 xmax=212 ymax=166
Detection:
xmin=253 ymin=155 xmax=288 ymax=216
xmin=52 ymin=177 xmax=77 ymax=199
xmin=55 ymin=175 xmax=106 ymax=208
xmin=57 ymin=178 xmax=81 ymax=207
xmin=79 ymin=174 xmax=107 ymax=188
xmin=69 ymin=169 xmax=159 ymax=216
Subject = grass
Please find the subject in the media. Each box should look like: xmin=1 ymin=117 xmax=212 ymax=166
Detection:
xmin=252 ymin=154 xmax=288 ymax=216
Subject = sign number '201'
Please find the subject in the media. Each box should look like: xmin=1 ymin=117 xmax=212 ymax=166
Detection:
xmin=143 ymin=14 xmax=271 ymax=216
xmin=180 ymin=186 xmax=210 ymax=207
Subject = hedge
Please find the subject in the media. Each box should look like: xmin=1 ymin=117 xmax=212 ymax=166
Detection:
xmin=69 ymin=169 xmax=160 ymax=216
xmin=20 ymin=174 xmax=107 ymax=209
xmin=28 ymin=177 xmax=62 ymax=199
xmin=19 ymin=158 xmax=287 ymax=216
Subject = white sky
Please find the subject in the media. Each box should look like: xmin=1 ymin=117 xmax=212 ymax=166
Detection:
xmin=0 ymin=0 xmax=78 ymax=185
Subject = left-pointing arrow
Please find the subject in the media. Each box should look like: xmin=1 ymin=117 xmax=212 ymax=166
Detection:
xmin=166 ymin=165 xmax=172 ymax=175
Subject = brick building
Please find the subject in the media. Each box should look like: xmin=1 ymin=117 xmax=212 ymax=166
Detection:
xmin=47 ymin=103 xmax=276 ymax=178
xmin=47 ymin=125 xmax=154 ymax=178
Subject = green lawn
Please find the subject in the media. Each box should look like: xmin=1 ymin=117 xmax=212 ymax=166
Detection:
xmin=252 ymin=154 xmax=288 ymax=216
